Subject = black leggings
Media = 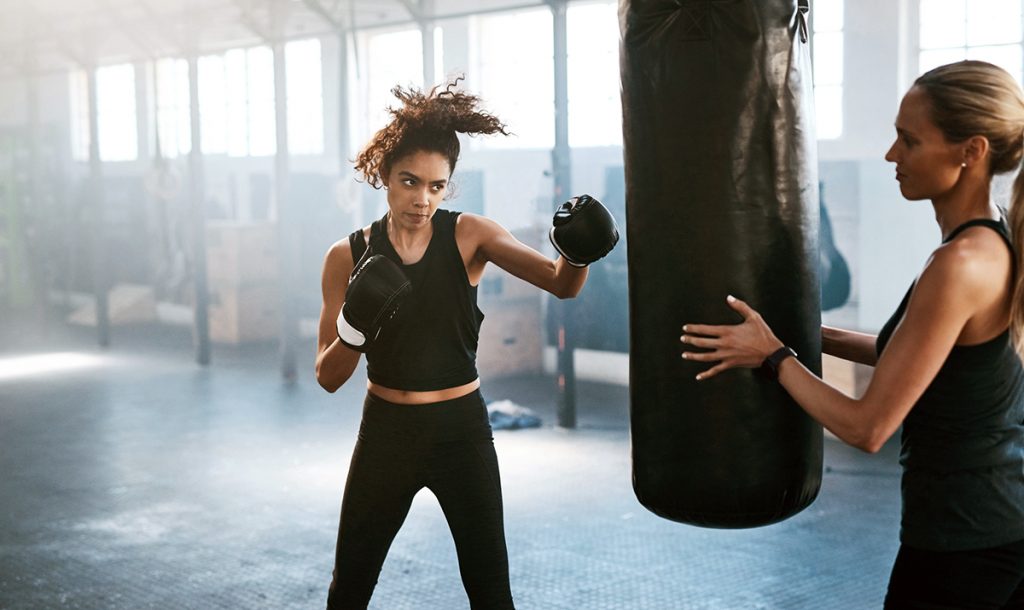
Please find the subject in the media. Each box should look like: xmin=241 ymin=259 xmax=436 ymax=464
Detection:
xmin=885 ymin=538 xmax=1024 ymax=609
xmin=326 ymin=390 xmax=514 ymax=610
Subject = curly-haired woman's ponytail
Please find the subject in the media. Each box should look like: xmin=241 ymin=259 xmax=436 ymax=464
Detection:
xmin=354 ymin=77 xmax=509 ymax=188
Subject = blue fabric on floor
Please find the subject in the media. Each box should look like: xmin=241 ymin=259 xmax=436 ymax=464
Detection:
xmin=487 ymin=400 xmax=542 ymax=430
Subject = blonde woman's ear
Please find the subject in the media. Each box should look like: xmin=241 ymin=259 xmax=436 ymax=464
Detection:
xmin=963 ymin=134 xmax=991 ymax=166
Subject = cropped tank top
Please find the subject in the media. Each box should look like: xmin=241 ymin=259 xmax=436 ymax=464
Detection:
xmin=875 ymin=217 xmax=1024 ymax=551
xmin=348 ymin=209 xmax=484 ymax=391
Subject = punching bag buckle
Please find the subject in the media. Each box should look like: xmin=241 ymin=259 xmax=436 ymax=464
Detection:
xmin=797 ymin=0 xmax=810 ymax=43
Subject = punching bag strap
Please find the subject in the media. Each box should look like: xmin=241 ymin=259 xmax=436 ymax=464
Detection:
xmin=797 ymin=0 xmax=809 ymax=43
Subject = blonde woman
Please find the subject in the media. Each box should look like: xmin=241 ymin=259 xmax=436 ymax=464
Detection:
xmin=681 ymin=61 xmax=1024 ymax=607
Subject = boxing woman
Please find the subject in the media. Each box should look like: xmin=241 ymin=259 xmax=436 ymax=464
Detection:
xmin=314 ymin=80 xmax=619 ymax=609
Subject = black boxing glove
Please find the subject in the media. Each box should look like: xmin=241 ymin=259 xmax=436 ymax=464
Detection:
xmin=337 ymin=254 xmax=412 ymax=352
xmin=549 ymin=194 xmax=620 ymax=267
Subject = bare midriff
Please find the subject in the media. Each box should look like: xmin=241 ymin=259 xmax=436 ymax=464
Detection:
xmin=367 ymin=378 xmax=481 ymax=405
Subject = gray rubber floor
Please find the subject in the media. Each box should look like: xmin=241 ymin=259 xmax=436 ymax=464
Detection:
xmin=0 ymin=318 xmax=901 ymax=609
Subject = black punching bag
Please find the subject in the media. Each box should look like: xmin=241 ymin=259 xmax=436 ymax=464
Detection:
xmin=621 ymin=0 xmax=823 ymax=527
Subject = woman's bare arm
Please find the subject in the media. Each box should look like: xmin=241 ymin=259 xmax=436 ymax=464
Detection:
xmin=682 ymin=237 xmax=1005 ymax=452
xmin=315 ymin=239 xmax=362 ymax=392
xmin=457 ymin=213 xmax=588 ymax=299
xmin=822 ymin=325 xmax=879 ymax=366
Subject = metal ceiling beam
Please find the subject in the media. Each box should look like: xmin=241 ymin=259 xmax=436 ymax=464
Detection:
xmin=50 ymin=33 xmax=91 ymax=69
xmin=231 ymin=0 xmax=275 ymax=43
xmin=302 ymin=0 xmax=345 ymax=31
xmin=138 ymin=0 xmax=191 ymax=55
xmin=397 ymin=0 xmax=423 ymax=21
xmin=16 ymin=5 xmax=93 ymax=69
xmin=95 ymin=0 xmax=160 ymax=61
xmin=2 ymin=0 xmax=553 ymax=76
xmin=360 ymin=1 xmax=546 ymax=30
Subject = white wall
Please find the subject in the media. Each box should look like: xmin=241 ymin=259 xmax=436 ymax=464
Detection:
xmin=855 ymin=160 xmax=937 ymax=331
xmin=0 ymin=79 xmax=26 ymax=127
xmin=817 ymin=0 xmax=954 ymax=333
xmin=818 ymin=0 xmax=908 ymax=164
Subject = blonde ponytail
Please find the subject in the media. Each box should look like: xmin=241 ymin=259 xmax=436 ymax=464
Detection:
xmin=1010 ymin=164 xmax=1024 ymax=357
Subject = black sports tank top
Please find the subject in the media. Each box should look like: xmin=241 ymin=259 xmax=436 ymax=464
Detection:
xmin=348 ymin=209 xmax=484 ymax=391
xmin=876 ymin=217 xmax=1024 ymax=551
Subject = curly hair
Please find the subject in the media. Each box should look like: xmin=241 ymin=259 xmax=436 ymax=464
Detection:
xmin=354 ymin=77 xmax=510 ymax=189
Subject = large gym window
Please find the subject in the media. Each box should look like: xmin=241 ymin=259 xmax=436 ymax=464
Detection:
xmin=568 ymin=0 xmax=621 ymax=148
xmin=919 ymin=0 xmax=1022 ymax=82
xmin=472 ymin=8 xmax=555 ymax=150
xmin=146 ymin=41 xmax=323 ymax=159
xmin=198 ymin=46 xmax=276 ymax=157
xmin=360 ymin=28 xmax=425 ymax=147
xmin=69 ymin=63 xmax=139 ymax=162
xmin=813 ymin=0 xmax=844 ymax=140
xmin=151 ymin=58 xmax=191 ymax=159
xmin=286 ymin=38 xmax=326 ymax=156
xmin=69 ymin=71 xmax=90 ymax=162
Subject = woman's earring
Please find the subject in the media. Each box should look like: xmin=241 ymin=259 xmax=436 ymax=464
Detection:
xmin=961 ymin=162 xmax=968 ymax=168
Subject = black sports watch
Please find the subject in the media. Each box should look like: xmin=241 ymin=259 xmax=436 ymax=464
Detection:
xmin=762 ymin=346 xmax=797 ymax=381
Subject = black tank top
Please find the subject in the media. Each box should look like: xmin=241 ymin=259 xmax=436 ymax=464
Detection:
xmin=876 ymin=217 xmax=1024 ymax=551
xmin=348 ymin=209 xmax=484 ymax=391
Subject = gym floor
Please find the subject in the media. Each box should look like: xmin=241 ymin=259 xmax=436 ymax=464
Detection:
xmin=1 ymin=317 xmax=901 ymax=609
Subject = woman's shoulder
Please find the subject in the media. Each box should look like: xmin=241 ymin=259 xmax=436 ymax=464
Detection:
xmin=324 ymin=224 xmax=371 ymax=269
xmin=925 ymin=226 xmax=1012 ymax=295
xmin=939 ymin=224 xmax=1013 ymax=269
xmin=453 ymin=211 xmax=506 ymax=240
xmin=452 ymin=210 xmax=499 ymax=229
xmin=323 ymin=237 xmax=352 ymax=268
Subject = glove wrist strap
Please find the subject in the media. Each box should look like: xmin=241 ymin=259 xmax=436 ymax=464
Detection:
xmin=337 ymin=308 xmax=368 ymax=350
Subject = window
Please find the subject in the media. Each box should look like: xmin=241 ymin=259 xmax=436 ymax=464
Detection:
xmin=198 ymin=46 xmax=276 ymax=156
xmin=432 ymin=26 xmax=445 ymax=90
xmin=568 ymin=1 xmax=621 ymax=147
xmin=286 ymin=38 xmax=325 ymax=155
xmin=240 ymin=46 xmax=276 ymax=157
xmin=69 ymin=64 xmax=139 ymax=161
xmin=96 ymin=65 xmax=139 ymax=161
xmin=362 ymin=28 xmax=424 ymax=145
xmin=152 ymin=58 xmax=191 ymax=158
xmin=813 ymin=0 xmax=844 ymax=140
xmin=472 ymin=9 xmax=554 ymax=149
xmin=919 ymin=0 xmax=1022 ymax=82
xmin=69 ymin=71 xmax=90 ymax=162
xmin=197 ymin=55 xmax=227 ymax=155
xmin=156 ymin=41 xmax=321 ymax=157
